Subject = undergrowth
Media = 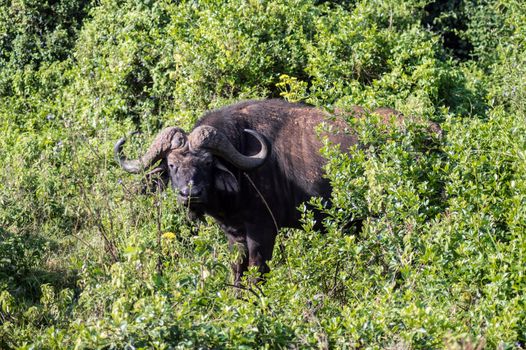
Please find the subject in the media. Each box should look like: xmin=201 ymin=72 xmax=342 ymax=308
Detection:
xmin=1 ymin=0 xmax=525 ymax=348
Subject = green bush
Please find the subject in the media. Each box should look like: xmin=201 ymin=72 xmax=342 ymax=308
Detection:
xmin=0 ymin=0 xmax=94 ymax=96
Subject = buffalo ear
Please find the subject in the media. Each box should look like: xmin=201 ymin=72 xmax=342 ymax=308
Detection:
xmin=214 ymin=161 xmax=239 ymax=194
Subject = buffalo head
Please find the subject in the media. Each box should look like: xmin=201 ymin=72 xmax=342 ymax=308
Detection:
xmin=114 ymin=125 xmax=268 ymax=210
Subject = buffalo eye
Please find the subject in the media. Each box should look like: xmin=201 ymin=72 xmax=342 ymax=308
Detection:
xmin=168 ymin=163 xmax=178 ymax=173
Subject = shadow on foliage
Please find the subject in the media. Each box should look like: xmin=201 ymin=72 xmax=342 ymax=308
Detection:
xmin=423 ymin=0 xmax=473 ymax=60
xmin=440 ymin=69 xmax=489 ymax=118
xmin=0 ymin=228 xmax=78 ymax=304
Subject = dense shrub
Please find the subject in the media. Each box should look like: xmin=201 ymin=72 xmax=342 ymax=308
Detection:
xmin=0 ymin=0 xmax=94 ymax=96
xmin=1 ymin=0 xmax=525 ymax=348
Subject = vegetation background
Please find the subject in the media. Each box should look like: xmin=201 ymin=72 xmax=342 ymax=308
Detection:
xmin=1 ymin=0 xmax=525 ymax=348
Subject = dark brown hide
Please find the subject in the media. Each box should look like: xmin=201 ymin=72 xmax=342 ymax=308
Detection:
xmin=116 ymin=99 xmax=440 ymax=285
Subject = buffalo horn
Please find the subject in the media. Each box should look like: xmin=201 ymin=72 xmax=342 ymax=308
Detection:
xmin=114 ymin=127 xmax=187 ymax=173
xmin=188 ymin=125 xmax=268 ymax=170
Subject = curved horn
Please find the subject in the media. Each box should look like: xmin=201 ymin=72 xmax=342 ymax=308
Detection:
xmin=188 ymin=125 xmax=268 ymax=170
xmin=114 ymin=127 xmax=187 ymax=173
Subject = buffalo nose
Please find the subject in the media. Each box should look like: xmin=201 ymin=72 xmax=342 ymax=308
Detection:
xmin=179 ymin=186 xmax=201 ymax=198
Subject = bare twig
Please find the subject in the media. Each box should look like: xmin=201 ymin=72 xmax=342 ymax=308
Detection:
xmin=155 ymin=181 xmax=163 ymax=275
xmin=224 ymin=282 xmax=262 ymax=299
xmin=76 ymin=179 xmax=119 ymax=263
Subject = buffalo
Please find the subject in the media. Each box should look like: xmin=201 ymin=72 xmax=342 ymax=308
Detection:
xmin=114 ymin=99 xmax=425 ymax=285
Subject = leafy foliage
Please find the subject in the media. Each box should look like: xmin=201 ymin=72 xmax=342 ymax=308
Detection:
xmin=1 ymin=0 xmax=525 ymax=348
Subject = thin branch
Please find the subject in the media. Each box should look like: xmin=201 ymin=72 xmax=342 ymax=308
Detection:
xmin=224 ymin=283 xmax=263 ymax=300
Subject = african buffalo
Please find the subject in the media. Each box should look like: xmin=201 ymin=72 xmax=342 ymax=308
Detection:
xmin=115 ymin=99 xmax=413 ymax=284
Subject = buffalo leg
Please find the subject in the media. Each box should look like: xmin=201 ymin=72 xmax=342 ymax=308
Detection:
xmin=246 ymin=228 xmax=276 ymax=282
xmin=223 ymin=228 xmax=248 ymax=286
